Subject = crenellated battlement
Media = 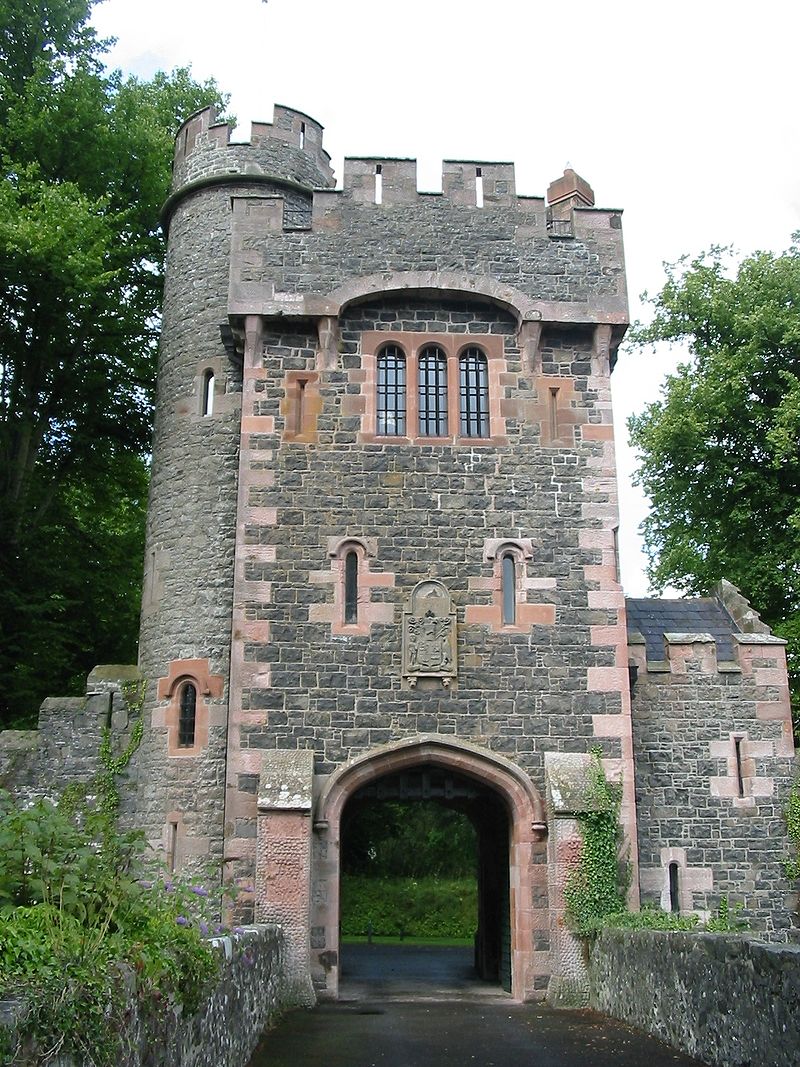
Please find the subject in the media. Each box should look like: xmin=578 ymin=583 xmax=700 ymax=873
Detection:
xmin=171 ymin=103 xmax=336 ymax=197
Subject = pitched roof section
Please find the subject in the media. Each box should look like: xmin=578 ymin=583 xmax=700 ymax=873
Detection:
xmin=625 ymin=597 xmax=740 ymax=663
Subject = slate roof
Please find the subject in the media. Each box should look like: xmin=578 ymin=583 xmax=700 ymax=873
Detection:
xmin=625 ymin=597 xmax=740 ymax=663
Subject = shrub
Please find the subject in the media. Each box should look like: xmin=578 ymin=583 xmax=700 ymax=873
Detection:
xmin=0 ymin=721 xmax=222 ymax=1064
xmin=340 ymin=875 xmax=477 ymax=939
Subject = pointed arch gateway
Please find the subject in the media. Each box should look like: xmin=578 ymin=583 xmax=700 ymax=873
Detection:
xmin=311 ymin=735 xmax=548 ymax=1001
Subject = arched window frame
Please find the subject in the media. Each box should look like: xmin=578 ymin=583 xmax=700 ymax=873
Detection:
xmin=376 ymin=343 xmax=407 ymax=436
xmin=344 ymin=548 xmax=359 ymax=625
xmin=333 ymin=537 xmax=368 ymax=631
xmin=310 ymin=537 xmax=396 ymax=637
xmin=156 ymin=657 xmax=223 ymax=757
xmin=465 ymin=538 xmax=553 ymax=634
xmin=202 ymin=369 xmax=215 ymax=416
xmin=501 ymin=552 xmax=517 ymax=626
xmin=417 ymin=344 xmax=449 ymax=437
xmin=178 ymin=682 xmax=197 ymax=747
xmin=366 ymin=331 xmax=504 ymax=445
xmin=459 ymin=346 xmax=490 ymax=438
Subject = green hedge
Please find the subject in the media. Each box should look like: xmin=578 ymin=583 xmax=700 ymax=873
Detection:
xmin=341 ymin=876 xmax=477 ymax=939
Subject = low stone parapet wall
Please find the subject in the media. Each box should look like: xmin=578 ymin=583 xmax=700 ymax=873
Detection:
xmin=589 ymin=928 xmax=800 ymax=1067
xmin=2 ymin=924 xmax=296 ymax=1067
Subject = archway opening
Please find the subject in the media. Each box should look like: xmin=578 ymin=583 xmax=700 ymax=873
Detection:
xmin=339 ymin=765 xmax=511 ymax=995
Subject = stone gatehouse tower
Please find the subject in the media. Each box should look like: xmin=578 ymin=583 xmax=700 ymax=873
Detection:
xmin=10 ymin=102 xmax=792 ymax=1003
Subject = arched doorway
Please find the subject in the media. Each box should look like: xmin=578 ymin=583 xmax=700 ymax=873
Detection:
xmin=311 ymin=736 xmax=547 ymax=1001
xmin=340 ymin=766 xmax=510 ymax=993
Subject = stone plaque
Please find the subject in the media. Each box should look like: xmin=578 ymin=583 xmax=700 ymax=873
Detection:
xmin=402 ymin=580 xmax=457 ymax=687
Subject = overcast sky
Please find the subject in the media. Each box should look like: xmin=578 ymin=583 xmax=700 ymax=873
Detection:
xmin=92 ymin=0 xmax=800 ymax=596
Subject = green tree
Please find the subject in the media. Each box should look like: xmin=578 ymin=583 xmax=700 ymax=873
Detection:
xmin=629 ymin=239 xmax=800 ymax=715
xmin=0 ymin=0 xmax=229 ymax=726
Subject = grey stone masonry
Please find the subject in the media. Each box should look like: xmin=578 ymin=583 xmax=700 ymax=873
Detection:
xmin=590 ymin=929 xmax=800 ymax=1067
xmin=628 ymin=587 xmax=796 ymax=939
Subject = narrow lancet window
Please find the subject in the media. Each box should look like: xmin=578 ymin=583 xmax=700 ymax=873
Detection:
xmin=203 ymin=370 xmax=215 ymax=416
xmin=668 ymin=861 xmax=680 ymax=913
xmin=475 ymin=166 xmax=484 ymax=207
xmin=178 ymin=683 xmax=197 ymax=747
xmin=460 ymin=347 xmax=489 ymax=437
xmin=548 ymin=386 xmax=559 ymax=440
xmin=376 ymin=345 xmax=406 ymax=435
xmin=734 ymin=737 xmax=745 ymax=797
xmin=501 ymin=553 xmax=516 ymax=625
xmin=344 ymin=550 xmax=359 ymax=624
xmin=418 ymin=345 xmax=448 ymax=436
xmin=300 ymin=121 xmax=306 ymax=149
xmin=375 ymin=163 xmax=383 ymax=204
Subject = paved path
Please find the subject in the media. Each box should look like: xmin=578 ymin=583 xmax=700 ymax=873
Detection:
xmin=247 ymin=1000 xmax=707 ymax=1067
xmin=247 ymin=945 xmax=707 ymax=1067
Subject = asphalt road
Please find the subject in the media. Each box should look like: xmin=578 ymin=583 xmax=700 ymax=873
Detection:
xmin=247 ymin=1000 xmax=707 ymax=1067
xmin=247 ymin=945 xmax=707 ymax=1067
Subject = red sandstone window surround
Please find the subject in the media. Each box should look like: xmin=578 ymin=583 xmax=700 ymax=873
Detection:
xmin=361 ymin=331 xmax=507 ymax=445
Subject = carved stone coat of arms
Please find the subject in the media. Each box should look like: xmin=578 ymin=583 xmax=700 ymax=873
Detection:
xmin=402 ymin=580 xmax=457 ymax=686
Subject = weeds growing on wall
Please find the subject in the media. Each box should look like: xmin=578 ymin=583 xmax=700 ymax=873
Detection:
xmin=784 ymin=772 xmax=800 ymax=880
xmin=0 ymin=696 xmax=222 ymax=1066
xmin=563 ymin=751 xmax=629 ymax=938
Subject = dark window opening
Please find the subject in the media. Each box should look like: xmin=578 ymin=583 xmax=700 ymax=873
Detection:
xmin=178 ymin=683 xmax=197 ymax=747
xmin=668 ymin=861 xmax=680 ymax=913
xmin=501 ymin=554 xmax=516 ymax=626
xmin=548 ymin=386 xmax=559 ymax=439
xmin=377 ymin=345 xmax=406 ymax=435
xmin=475 ymin=166 xmax=484 ymax=207
xmin=375 ymin=163 xmax=383 ymax=204
xmin=296 ymin=378 xmax=307 ymax=435
xmin=460 ymin=348 xmax=489 ymax=437
xmin=344 ymin=550 xmax=359 ymax=624
xmin=419 ymin=346 xmax=448 ymax=436
xmin=300 ymin=121 xmax=306 ymax=149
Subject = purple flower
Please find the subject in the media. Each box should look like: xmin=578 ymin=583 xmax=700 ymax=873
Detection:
xmin=164 ymin=881 xmax=174 ymax=892
xmin=199 ymin=921 xmax=209 ymax=936
xmin=242 ymin=885 xmax=254 ymax=894
xmin=233 ymin=926 xmax=245 ymax=934
xmin=139 ymin=879 xmax=154 ymax=890
xmin=213 ymin=923 xmax=224 ymax=934
xmin=176 ymin=915 xmax=190 ymax=926
xmin=189 ymin=885 xmax=210 ymax=897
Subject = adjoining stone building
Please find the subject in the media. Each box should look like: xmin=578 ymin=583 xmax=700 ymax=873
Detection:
xmin=2 ymin=104 xmax=795 ymax=1003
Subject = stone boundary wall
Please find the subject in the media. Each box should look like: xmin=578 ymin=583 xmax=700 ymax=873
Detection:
xmin=2 ymin=925 xmax=295 ymax=1067
xmin=589 ymin=928 xmax=800 ymax=1067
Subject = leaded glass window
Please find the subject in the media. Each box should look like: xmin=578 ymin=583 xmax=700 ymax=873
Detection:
xmin=459 ymin=347 xmax=489 ymax=437
xmin=376 ymin=345 xmax=406 ymax=435
xmin=178 ymin=683 xmax=197 ymax=747
xmin=418 ymin=345 xmax=448 ymax=436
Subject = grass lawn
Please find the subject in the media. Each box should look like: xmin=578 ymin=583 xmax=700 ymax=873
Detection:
xmin=341 ymin=935 xmax=473 ymax=947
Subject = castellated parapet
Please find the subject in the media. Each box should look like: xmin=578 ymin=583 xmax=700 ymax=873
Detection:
xmin=4 ymin=103 xmax=794 ymax=1008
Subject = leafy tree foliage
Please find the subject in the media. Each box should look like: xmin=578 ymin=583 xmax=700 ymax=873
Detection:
xmin=343 ymin=801 xmax=477 ymax=879
xmin=0 ymin=0 xmax=228 ymax=725
xmin=629 ymin=240 xmax=800 ymax=710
